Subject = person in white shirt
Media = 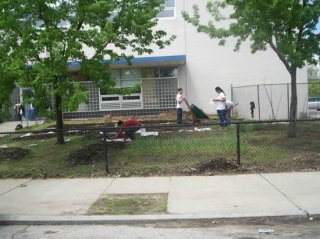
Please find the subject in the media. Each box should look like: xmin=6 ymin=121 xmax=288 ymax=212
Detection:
xmin=176 ymin=88 xmax=186 ymax=125
xmin=213 ymin=86 xmax=227 ymax=127
xmin=14 ymin=103 xmax=24 ymax=124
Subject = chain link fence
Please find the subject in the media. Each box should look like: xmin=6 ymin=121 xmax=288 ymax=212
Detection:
xmin=231 ymin=83 xmax=320 ymax=120
xmin=0 ymin=119 xmax=320 ymax=178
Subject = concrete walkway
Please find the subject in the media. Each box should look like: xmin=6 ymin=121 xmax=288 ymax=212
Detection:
xmin=0 ymin=172 xmax=319 ymax=224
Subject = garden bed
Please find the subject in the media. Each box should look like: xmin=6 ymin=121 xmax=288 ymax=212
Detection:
xmin=0 ymin=121 xmax=319 ymax=178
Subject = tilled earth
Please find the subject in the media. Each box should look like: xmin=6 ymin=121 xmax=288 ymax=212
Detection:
xmin=0 ymin=147 xmax=30 ymax=161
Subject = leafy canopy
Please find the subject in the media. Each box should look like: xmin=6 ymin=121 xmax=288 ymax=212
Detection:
xmin=0 ymin=0 xmax=174 ymax=113
xmin=183 ymin=0 xmax=320 ymax=136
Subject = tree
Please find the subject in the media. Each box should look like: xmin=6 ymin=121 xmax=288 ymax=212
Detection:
xmin=183 ymin=0 xmax=320 ymax=137
xmin=0 ymin=35 xmax=25 ymax=119
xmin=0 ymin=0 xmax=174 ymax=144
xmin=0 ymin=61 xmax=17 ymax=118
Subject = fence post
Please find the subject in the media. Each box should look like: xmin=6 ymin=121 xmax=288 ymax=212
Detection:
xmin=103 ymin=128 xmax=109 ymax=174
xmin=257 ymin=85 xmax=261 ymax=120
xmin=231 ymin=84 xmax=234 ymax=102
xmin=236 ymin=123 xmax=241 ymax=166
xmin=287 ymin=83 xmax=290 ymax=120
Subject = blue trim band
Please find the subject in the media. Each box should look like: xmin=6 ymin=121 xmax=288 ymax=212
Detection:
xmin=111 ymin=55 xmax=186 ymax=65
xmin=28 ymin=55 xmax=186 ymax=68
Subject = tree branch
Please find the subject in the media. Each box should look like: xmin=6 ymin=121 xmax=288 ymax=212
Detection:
xmin=268 ymin=39 xmax=291 ymax=74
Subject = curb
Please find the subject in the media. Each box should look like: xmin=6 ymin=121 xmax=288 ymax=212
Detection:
xmin=1 ymin=213 xmax=317 ymax=226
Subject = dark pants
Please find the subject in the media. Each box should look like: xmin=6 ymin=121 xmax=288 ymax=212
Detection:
xmin=226 ymin=110 xmax=231 ymax=124
xmin=217 ymin=110 xmax=227 ymax=127
xmin=124 ymin=128 xmax=139 ymax=140
xmin=176 ymin=108 xmax=183 ymax=125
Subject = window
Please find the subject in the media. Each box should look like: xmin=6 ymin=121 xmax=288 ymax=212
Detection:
xmin=100 ymin=69 xmax=142 ymax=110
xmin=101 ymin=96 xmax=120 ymax=101
xmin=99 ymin=66 xmax=178 ymax=111
xmin=157 ymin=0 xmax=175 ymax=18
xmin=141 ymin=67 xmax=178 ymax=78
xmin=141 ymin=67 xmax=177 ymax=78
xmin=120 ymin=69 xmax=141 ymax=88
xmin=123 ymin=95 xmax=141 ymax=100
xmin=154 ymin=67 xmax=177 ymax=77
xmin=100 ymin=69 xmax=141 ymax=95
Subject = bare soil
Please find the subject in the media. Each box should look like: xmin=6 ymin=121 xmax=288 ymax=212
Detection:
xmin=87 ymin=193 xmax=168 ymax=215
xmin=0 ymin=147 xmax=30 ymax=161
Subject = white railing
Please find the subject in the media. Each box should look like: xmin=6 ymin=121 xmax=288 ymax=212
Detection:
xmin=100 ymin=93 xmax=142 ymax=111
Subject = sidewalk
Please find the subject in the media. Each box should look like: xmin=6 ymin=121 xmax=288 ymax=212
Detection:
xmin=0 ymin=172 xmax=319 ymax=225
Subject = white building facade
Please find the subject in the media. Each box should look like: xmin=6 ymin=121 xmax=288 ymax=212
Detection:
xmin=145 ymin=0 xmax=308 ymax=120
xmin=12 ymin=0 xmax=309 ymax=120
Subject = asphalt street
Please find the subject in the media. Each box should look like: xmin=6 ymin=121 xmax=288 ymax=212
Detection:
xmin=1 ymin=220 xmax=320 ymax=239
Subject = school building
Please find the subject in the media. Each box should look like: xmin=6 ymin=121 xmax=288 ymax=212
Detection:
xmin=9 ymin=0 xmax=309 ymax=121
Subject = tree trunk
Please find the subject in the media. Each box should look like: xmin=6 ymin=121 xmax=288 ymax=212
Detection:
xmin=55 ymin=93 xmax=65 ymax=144
xmin=288 ymin=66 xmax=297 ymax=138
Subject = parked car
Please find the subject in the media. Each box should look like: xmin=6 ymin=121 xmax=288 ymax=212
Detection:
xmin=308 ymin=97 xmax=320 ymax=110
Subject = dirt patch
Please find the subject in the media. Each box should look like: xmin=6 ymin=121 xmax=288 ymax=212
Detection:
xmin=189 ymin=158 xmax=249 ymax=175
xmin=87 ymin=193 xmax=168 ymax=215
xmin=0 ymin=147 xmax=30 ymax=161
xmin=68 ymin=143 xmax=106 ymax=165
xmin=68 ymin=141 xmax=128 ymax=166
xmin=103 ymin=110 xmax=178 ymax=123
xmin=197 ymin=158 xmax=239 ymax=172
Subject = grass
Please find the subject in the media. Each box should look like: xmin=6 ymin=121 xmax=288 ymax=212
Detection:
xmin=87 ymin=193 xmax=168 ymax=215
xmin=107 ymin=122 xmax=320 ymax=174
xmin=0 ymin=121 xmax=320 ymax=178
xmin=0 ymin=134 xmax=104 ymax=178
xmin=108 ymin=128 xmax=238 ymax=169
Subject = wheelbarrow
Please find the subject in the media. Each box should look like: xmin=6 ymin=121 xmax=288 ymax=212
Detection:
xmin=185 ymin=100 xmax=209 ymax=124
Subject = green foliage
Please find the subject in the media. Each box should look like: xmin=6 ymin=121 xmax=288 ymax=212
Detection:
xmin=103 ymin=84 xmax=141 ymax=95
xmin=0 ymin=57 xmax=24 ymax=115
xmin=62 ymin=82 xmax=89 ymax=111
xmin=308 ymin=81 xmax=320 ymax=96
xmin=0 ymin=0 xmax=174 ymax=140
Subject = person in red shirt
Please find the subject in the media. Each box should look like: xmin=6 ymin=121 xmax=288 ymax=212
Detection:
xmin=113 ymin=119 xmax=142 ymax=140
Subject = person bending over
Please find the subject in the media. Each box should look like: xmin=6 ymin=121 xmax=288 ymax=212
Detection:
xmin=113 ymin=119 xmax=142 ymax=140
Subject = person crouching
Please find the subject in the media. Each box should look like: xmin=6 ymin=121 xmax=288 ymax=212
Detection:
xmin=113 ymin=119 xmax=142 ymax=140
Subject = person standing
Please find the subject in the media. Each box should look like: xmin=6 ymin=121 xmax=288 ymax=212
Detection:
xmin=176 ymin=88 xmax=186 ymax=125
xmin=250 ymin=101 xmax=255 ymax=119
xmin=14 ymin=104 xmax=24 ymax=124
xmin=213 ymin=86 xmax=227 ymax=127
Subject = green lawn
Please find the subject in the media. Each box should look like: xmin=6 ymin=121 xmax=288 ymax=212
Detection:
xmin=0 ymin=121 xmax=320 ymax=178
